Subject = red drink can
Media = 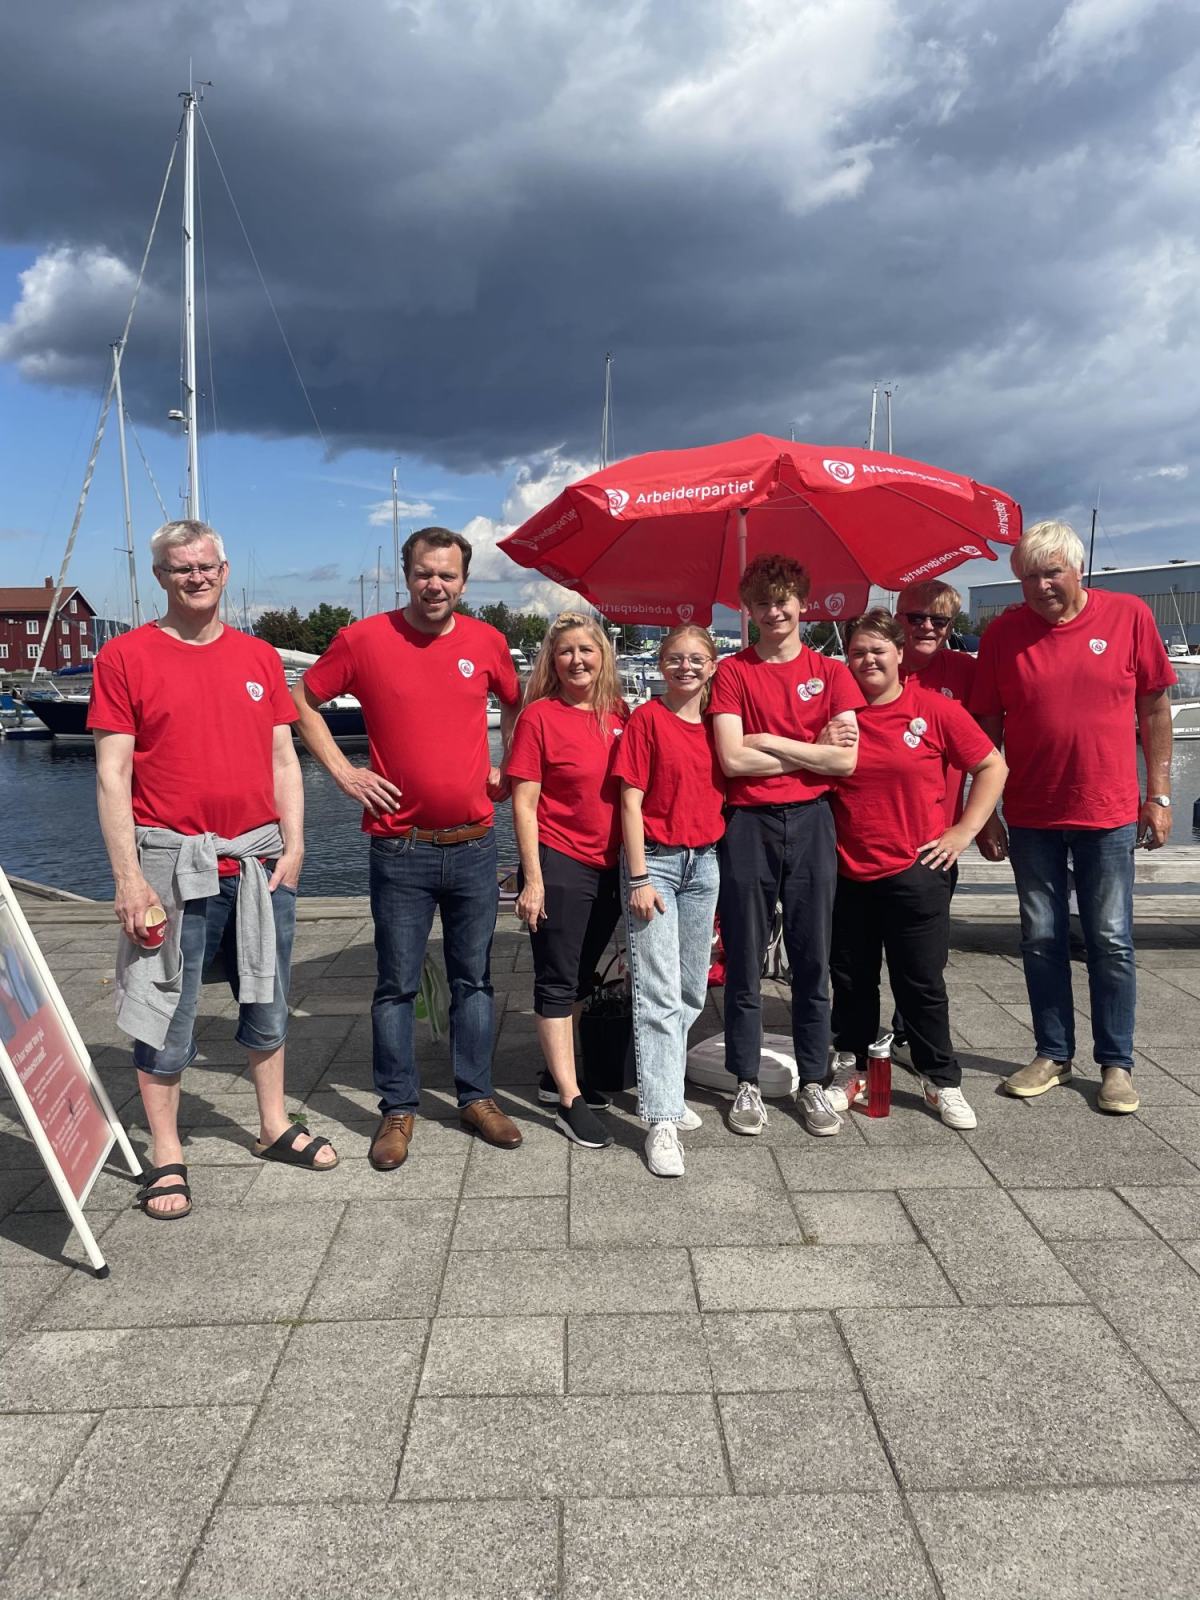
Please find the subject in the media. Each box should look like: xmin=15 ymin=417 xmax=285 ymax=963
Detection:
xmin=867 ymin=1038 xmax=892 ymax=1118
xmin=141 ymin=905 xmax=168 ymax=948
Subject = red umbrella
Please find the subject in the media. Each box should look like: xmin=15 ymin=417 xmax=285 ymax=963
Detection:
xmin=499 ymin=434 xmax=1021 ymax=628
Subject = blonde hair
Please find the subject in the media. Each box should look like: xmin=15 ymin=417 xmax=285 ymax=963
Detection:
xmin=896 ymin=578 xmax=961 ymax=616
xmin=659 ymin=624 xmax=719 ymax=710
xmin=1011 ymin=520 xmax=1085 ymax=578
xmin=523 ymin=612 xmax=624 ymax=726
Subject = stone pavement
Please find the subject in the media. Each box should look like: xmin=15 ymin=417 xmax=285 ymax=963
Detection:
xmin=6 ymin=898 xmax=1200 ymax=1598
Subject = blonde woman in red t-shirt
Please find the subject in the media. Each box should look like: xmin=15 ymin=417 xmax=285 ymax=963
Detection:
xmin=508 ymin=613 xmax=628 ymax=1150
xmin=614 ymin=625 xmax=725 ymax=1178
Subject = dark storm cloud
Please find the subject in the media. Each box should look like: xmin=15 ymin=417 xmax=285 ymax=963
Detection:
xmin=1 ymin=0 xmax=1198 ymax=555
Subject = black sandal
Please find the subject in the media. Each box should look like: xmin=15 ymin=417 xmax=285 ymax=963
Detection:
xmin=253 ymin=1124 xmax=339 ymax=1169
xmin=134 ymin=1163 xmax=192 ymax=1221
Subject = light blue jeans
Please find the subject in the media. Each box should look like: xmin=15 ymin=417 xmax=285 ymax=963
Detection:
xmin=622 ymin=843 xmax=720 ymax=1123
xmin=1009 ymin=824 xmax=1137 ymax=1070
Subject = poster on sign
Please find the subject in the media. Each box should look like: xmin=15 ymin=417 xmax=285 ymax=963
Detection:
xmin=0 ymin=867 xmax=141 ymax=1276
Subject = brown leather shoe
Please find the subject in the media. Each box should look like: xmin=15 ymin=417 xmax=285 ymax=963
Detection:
xmin=460 ymin=1097 xmax=523 ymax=1149
xmin=369 ymin=1113 xmax=414 ymax=1170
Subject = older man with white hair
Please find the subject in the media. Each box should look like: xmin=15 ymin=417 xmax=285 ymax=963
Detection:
xmin=971 ymin=520 xmax=1176 ymax=1113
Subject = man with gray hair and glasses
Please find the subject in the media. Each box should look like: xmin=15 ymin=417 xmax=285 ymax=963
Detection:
xmin=971 ymin=519 xmax=1176 ymax=1113
xmin=88 ymin=519 xmax=336 ymax=1220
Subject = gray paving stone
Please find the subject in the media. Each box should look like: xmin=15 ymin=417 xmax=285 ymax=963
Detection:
xmin=304 ymin=1200 xmax=455 ymax=1320
xmin=452 ymin=1195 xmax=567 ymax=1250
xmin=17 ymin=1164 xmax=259 ymax=1214
xmin=569 ymin=1146 xmax=801 ymax=1246
xmin=900 ymin=1187 xmax=1085 ymax=1304
xmin=439 ymin=1247 xmax=697 ymax=1315
xmin=34 ymin=1205 xmax=343 ymax=1329
xmin=245 ymin=1152 xmax=466 ymax=1203
xmin=0 ymin=1505 xmax=213 ymax=1600
xmin=51 ymin=1404 xmax=252 ymax=1508
xmin=701 ymin=1311 xmax=855 ymax=1392
xmin=227 ymin=1319 xmax=426 ymax=1503
xmin=568 ymin=1313 xmax=710 ymax=1393
xmin=420 ymin=1315 xmax=563 ymax=1396
xmin=0 ymin=1169 xmax=44 ymax=1219
xmin=719 ymin=1390 xmax=894 ymax=1493
xmin=1049 ymin=1238 xmax=1200 ymax=1302
xmin=840 ymin=1304 xmax=1200 ymax=1488
xmin=0 ymin=1412 xmax=98 ymax=1513
xmin=0 ymin=1518 xmax=34 ymax=1582
xmin=461 ymin=1126 xmax=569 ymax=1196
xmin=775 ymin=1145 xmax=995 ymax=1191
xmin=0 ymin=1324 xmax=289 ymax=1411
xmin=184 ymin=1500 xmax=559 ymax=1599
xmin=911 ymin=1485 xmax=1200 ymax=1599
xmin=1138 ymin=1108 xmax=1200 ymax=1161
xmin=1012 ymin=1187 xmax=1153 ymax=1240
xmin=692 ymin=1244 xmax=956 ymax=1311
xmin=1119 ymin=1186 xmax=1200 ymax=1239
xmin=396 ymin=1392 xmax=729 ymax=1498
xmin=794 ymin=1192 xmax=918 ymax=1244
xmin=1 ymin=1208 xmax=119 ymax=1273
xmin=1 ymin=1269 xmax=56 ymax=1349
xmin=965 ymin=1114 xmax=1200 ymax=1187
xmin=564 ymin=1495 xmax=938 ymax=1598
xmin=848 ymin=1093 xmax=954 ymax=1145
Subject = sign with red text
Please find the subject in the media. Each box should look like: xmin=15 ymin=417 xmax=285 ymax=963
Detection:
xmin=0 ymin=869 xmax=140 ymax=1275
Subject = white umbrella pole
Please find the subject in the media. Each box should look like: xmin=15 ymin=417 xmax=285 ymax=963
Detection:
xmin=738 ymin=508 xmax=749 ymax=647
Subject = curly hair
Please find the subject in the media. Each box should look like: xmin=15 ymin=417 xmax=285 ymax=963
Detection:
xmin=738 ymin=552 xmax=811 ymax=607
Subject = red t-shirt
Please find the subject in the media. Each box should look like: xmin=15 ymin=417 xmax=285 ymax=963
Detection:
xmin=709 ymin=644 xmax=865 ymax=806
xmin=303 ymin=611 xmax=519 ymax=835
xmin=507 ymin=697 xmax=628 ymax=869
xmin=831 ymin=681 xmax=995 ymax=881
xmin=900 ymin=649 xmax=978 ymax=828
xmin=87 ymin=624 xmax=297 ymax=858
xmin=613 ymin=697 xmax=726 ymax=848
xmin=969 ymin=590 xmax=1176 ymax=829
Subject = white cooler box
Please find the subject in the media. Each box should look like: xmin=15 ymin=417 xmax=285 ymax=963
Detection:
xmin=685 ymin=1032 xmax=799 ymax=1099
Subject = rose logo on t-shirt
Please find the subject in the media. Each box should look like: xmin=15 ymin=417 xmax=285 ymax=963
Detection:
xmin=1089 ymin=639 xmax=1108 ymax=655
xmin=902 ymin=731 xmax=921 ymax=749
xmin=940 ymin=687 xmax=954 ymax=698
xmin=797 ymin=685 xmax=811 ymax=702
xmin=458 ymin=659 xmax=475 ymax=678
xmin=245 ymin=681 xmax=264 ymax=702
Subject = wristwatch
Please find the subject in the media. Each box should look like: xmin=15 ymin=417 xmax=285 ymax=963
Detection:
xmin=1147 ymin=794 xmax=1172 ymax=807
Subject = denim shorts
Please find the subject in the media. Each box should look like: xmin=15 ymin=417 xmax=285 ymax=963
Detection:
xmin=132 ymin=869 xmax=296 ymax=1077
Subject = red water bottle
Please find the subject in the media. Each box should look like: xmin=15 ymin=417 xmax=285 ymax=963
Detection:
xmin=867 ymin=1036 xmax=892 ymax=1118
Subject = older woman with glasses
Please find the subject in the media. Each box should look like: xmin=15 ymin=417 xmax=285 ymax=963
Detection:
xmin=508 ymin=612 xmax=628 ymax=1150
xmin=822 ymin=609 xmax=1007 ymax=1130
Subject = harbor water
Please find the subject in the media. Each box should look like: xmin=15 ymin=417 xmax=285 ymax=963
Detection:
xmin=2 ymin=732 xmax=1199 ymax=902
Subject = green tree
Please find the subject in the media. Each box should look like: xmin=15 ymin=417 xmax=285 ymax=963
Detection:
xmin=516 ymin=612 xmax=548 ymax=652
xmin=255 ymin=607 xmax=310 ymax=650
xmin=304 ymin=603 xmax=354 ymax=654
xmin=478 ymin=601 xmax=519 ymax=643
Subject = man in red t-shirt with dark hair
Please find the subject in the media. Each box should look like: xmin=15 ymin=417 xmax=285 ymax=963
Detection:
xmin=294 ymin=526 xmax=523 ymax=1169
xmin=90 ymin=519 xmax=336 ymax=1221
xmin=710 ymin=552 xmax=863 ymax=1138
xmin=971 ymin=520 xmax=1176 ymax=1114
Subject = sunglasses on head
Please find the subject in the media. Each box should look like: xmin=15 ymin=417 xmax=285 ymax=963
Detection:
xmin=902 ymin=612 xmax=952 ymax=629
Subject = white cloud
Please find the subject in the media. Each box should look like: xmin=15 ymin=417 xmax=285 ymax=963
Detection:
xmin=1139 ymin=463 xmax=1189 ymax=480
xmin=1039 ymin=0 xmax=1167 ymax=82
xmin=0 ymin=246 xmax=169 ymax=382
xmin=367 ymin=496 xmax=435 ymax=525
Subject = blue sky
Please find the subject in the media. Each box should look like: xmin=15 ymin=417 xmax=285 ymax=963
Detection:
xmin=2 ymin=1 xmax=1197 ymax=628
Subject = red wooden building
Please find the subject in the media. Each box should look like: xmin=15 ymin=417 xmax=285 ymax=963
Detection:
xmin=0 ymin=580 xmax=97 ymax=674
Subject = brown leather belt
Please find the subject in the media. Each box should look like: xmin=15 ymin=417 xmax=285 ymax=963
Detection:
xmin=402 ymin=823 xmax=492 ymax=846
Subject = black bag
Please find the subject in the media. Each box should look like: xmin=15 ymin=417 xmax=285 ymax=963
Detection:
xmin=578 ymin=952 xmax=636 ymax=1093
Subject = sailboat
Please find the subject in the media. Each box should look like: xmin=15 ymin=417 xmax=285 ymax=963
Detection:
xmin=25 ymin=88 xmax=368 ymax=743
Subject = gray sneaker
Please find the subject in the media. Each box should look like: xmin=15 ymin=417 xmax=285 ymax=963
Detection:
xmin=1003 ymin=1055 xmax=1073 ymax=1098
xmin=728 ymin=1081 xmax=769 ymax=1136
xmin=797 ymin=1082 xmax=843 ymax=1136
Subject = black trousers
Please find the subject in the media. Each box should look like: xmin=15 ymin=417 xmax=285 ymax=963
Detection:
xmin=891 ymin=863 xmax=958 ymax=1041
xmin=830 ymin=861 xmax=960 ymax=1087
xmin=523 ymin=844 xmax=621 ymax=1018
xmin=717 ymin=799 xmax=836 ymax=1085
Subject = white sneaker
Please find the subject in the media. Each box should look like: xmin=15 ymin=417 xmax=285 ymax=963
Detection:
xmin=728 ymin=1081 xmax=769 ymax=1136
xmin=646 ymin=1120 xmax=685 ymax=1177
xmin=826 ymin=1051 xmax=865 ymax=1114
xmin=676 ymin=1103 xmax=703 ymax=1131
xmin=922 ymin=1080 xmax=977 ymax=1130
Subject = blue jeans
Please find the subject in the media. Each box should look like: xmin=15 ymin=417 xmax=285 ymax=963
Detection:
xmin=622 ymin=844 xmax=720 ymax=1123
xmin=369 ymin=831 xmax=499 ymax=1113
xmin=1009 ymin=824 xmax=1137 ymax=1070
xmin=133 ymin=873 xmax=296 ymax=1076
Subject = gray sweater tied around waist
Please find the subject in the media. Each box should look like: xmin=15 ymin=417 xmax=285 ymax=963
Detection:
xmin=115 ymin=822 xmax=286 ymax=1051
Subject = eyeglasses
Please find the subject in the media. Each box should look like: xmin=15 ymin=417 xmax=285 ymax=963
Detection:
xmin=158 ymin=562 xmax=225 ymax=578
xmin=663 ymin=654 xmax=712 ymax=669
xmin=902 ymin=612 xmax=951 ymax=629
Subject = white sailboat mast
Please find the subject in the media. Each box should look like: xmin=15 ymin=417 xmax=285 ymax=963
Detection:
xmin=392 ymin=466 xmax=401 ymax=610
xmin=600 ymin=352 xmax=613 ymax=470
xmin=111 ymin=342 xmax=143 ymax=627
xmin=182 ymin=88 xmax=201 ymax=519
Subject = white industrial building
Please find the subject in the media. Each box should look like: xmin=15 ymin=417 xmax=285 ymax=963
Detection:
xmin=970 ymin=560 xmax=1200 ymax=650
